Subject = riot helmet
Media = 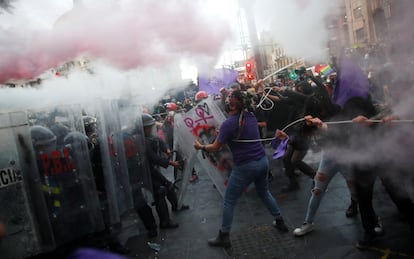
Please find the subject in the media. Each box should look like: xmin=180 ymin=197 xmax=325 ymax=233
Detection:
xmin=195 ymin=91 xmax=208 ymax=102
xmin=30 ymin=125 xmax=57 ymax=151
xmin=82 ymin=116 xmax=97 ymax=134
xmin=64 ymin=131 xmax=89 ymax=150
xmin=82 ymin=115 xmax=98 ymax=145
xmin=49 ymin=123 xmax=71 ymax=146
xmin=141 ymin=113 xmax=156 ymax=127
xmin=164 ymin=102 xmax=177 ymax=112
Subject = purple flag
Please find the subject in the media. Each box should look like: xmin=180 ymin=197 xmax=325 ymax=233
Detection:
xmin=271 ymin=138 xmax=289 ymax=159
xmin=332 ymin=57 xmax=369 ymax=107
xmin=198 ymin=68 xmax=238 ymax=94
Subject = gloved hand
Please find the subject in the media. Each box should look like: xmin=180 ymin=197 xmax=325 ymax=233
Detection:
xmin=157 ymin=186 xmax=168 ymax=197
xmin=164 ymin=181 xmax=175 ymax=192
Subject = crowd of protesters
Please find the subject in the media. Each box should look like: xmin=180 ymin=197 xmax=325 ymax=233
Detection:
xmin=1 ymin=49 xmax=413 ymax=258
xmin=149 ymin=46 xmax=413 ymax=250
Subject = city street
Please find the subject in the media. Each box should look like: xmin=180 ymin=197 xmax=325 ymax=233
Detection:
xmin=123 ymin=148 xmax=414 ymax=259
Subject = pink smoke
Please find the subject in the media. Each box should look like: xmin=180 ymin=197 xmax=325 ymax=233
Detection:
xmin=0 ymin=1 xmax=231 ymax=84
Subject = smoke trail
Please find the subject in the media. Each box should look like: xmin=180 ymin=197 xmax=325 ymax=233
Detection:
xmin=0 ymin=0 xmax=231 ymax=84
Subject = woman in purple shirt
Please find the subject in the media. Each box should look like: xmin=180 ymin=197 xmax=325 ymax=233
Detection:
xmin=194 ymin=90 xmax=288 ymax=248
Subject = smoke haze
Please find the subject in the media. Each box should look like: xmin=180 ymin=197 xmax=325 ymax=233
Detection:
xmin=254 ymin=0 xmax=343 ymax=61
xmin=0 ymin=0 xmax=233 ymax=110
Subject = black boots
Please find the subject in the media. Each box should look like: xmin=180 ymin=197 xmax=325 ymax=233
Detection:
xmin=346 ymin=199 xmax=358 ymax=217
xmin=160 ymin=219 xmax=179 ymax=229
xmin=208 ymin=230 xmax=231 ymax=248
xmin=273 ymin=218 xmax=289 ymax=232
xmin=136 ymin=205 xmax=158 ymax=238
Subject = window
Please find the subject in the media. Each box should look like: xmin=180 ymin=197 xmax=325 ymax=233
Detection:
xmin=356 ymin=28 xmax=365 ymax=42
xmin=353 ymin=7 xmax=363 ymax=19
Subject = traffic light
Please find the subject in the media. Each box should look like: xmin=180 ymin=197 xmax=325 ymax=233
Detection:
xmin=245 ymin=61 xmax=254 ymax=80
xmin=245 ymin=62 xmax=252 ymax=73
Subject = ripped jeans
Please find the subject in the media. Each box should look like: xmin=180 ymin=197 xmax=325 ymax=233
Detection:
xmin=304 ymin=151 xmax=357 ymax=224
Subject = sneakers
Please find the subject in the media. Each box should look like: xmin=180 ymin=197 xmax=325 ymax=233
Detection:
xmin=272 ymin=218 xmax=289 ymax=232
xmin=293 ymin=222 xmax=314 ymax=236
xmin=345 ymin=200 xmax=358 ymax=218
xmin=356 ymin=232 xmax=377 ymax=250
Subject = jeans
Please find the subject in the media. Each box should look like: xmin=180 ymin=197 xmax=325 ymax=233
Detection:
xmin=305 ymin=152 xmax=355 ymax=223
xmin=221 ymin=156 xmax=283 ymax=232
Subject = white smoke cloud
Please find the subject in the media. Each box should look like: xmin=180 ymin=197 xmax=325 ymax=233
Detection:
xmin=0 ymin=0 xmax=232 ymax=83
xmin=0 ymin=0 xmax=234 ymax=110
xmin=253 ymin=0 xmax=343 ymax=61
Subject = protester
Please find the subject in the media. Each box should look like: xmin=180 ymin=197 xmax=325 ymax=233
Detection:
xmin=351 ymin=114 xmax=414 ymax=249
xmin=290 ymin=56 xmax=377 ymax=237
xmin=348 ymin=114 xmax=385 ymax=249
xmin=194 ymin=89 xmax=288 ymax=248
xmin=282 ymin=115 xmax=353 ymax=237
xmin=274 ymin=81 xmax=317 ymax=192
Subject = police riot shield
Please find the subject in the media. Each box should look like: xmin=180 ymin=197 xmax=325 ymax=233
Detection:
xmin=28 ymin=105 xmax=104 ymax=247
xmin=117 ymin=99 xmax=153 ymax=209
xmin=173 ymin=112 xmax=197 ymax=208
xmin=174 ymin=96 xmax=232 ymax=197
xmin=0 ymin=111 xmax=54 ymax=258
xmin=83 ymin=99 xmax=134 ymax=227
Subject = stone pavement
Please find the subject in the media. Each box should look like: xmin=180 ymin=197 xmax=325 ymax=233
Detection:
xmin=123 ymin=148 xmax=414 ymax=259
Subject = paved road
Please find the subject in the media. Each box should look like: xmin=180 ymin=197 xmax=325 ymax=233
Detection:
xmin=123 ymin=148 xmax=414 ymax=259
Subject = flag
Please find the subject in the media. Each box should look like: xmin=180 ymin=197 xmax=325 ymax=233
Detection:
xmin=198 ymin=68 xmax=238 ymax=94
xmin=320 ymin=64 xmax=334 ymax=76
xmin=271 ymin=138 xmax=289 ymax=159
xmin=314 ymin=64 xmax=325 ymax=74
xmin=332 ymin=57 xmax=369 ymax=107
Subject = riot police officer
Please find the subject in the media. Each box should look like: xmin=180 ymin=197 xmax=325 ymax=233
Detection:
xmin=121 ymin=117 xmax=159 ymax=238
xmin=141 ymin=113 xmax=188 ymax=229
xmin=83 ymin=116 xmax=130 ymax=254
